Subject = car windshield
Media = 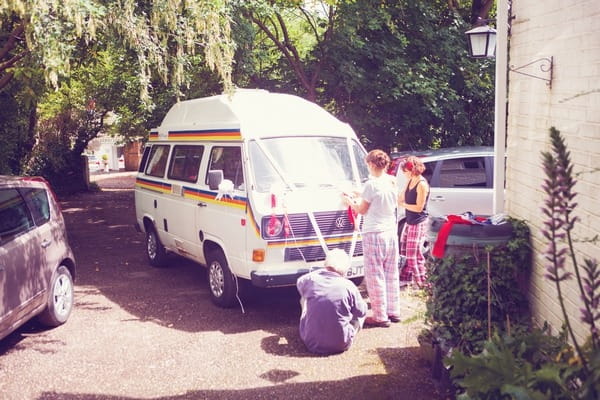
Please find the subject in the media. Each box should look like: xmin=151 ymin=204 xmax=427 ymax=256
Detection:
xmin=248 ymin=137 xmax=368 ymax=192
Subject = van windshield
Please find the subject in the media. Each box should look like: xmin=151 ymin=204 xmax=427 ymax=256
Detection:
xmin=249 ymin=137 xmax=368 ymax=192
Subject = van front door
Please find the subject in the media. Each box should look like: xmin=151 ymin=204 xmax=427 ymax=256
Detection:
xmin=197 ymin=145 xmax=247 ymax=275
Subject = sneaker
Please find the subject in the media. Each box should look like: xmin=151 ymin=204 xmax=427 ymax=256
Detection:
xmin=388 ymin=315 xmax=401 ymax=323
xmin=364 ymin=316 xmax=391 ymax=328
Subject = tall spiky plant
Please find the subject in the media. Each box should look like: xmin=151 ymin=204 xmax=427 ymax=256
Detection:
xmin=541 ymin=127 xmax=600 ymax=373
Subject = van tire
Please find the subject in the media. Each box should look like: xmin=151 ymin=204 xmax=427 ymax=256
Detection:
xmin=146 ymin=227 xmax=168 ymax=267
xmin=207 ymin=250 xmax=236 ymax=308
xmin=38 ymin=265 xmax=74 ymax=327
xmin=350 ymin=277 xmax=364 ymax=286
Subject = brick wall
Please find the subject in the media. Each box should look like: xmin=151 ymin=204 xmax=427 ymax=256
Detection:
xmin=505 ymin=0 xmax=600 ymax=343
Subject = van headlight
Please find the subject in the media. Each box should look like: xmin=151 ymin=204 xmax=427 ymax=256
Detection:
xmin=262 ymin=216 xmax=283 ymax=239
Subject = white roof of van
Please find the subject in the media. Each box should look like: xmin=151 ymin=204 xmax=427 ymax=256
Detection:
xmin=155 ymin=89 xmax=356 ymax=140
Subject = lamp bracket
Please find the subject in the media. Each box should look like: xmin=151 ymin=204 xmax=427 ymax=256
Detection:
xmin=509 ymin=56 xmax=553 ymax=88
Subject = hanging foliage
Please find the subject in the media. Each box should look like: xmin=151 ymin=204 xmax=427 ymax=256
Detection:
xmin=0 ymin=0 xmax=235 ymax=103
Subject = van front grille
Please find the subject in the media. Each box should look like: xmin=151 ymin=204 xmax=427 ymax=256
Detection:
xmin=264 ymin=210 xmax=360 ymax=239
xmin=284 ymin=241 xmax=363 ymax=262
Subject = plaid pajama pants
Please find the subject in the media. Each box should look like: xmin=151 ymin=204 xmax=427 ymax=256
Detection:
xmin=400 ymin=218 xmax=429 ymax=287
xmin=362 ymin=230 xmax=400 ymax=321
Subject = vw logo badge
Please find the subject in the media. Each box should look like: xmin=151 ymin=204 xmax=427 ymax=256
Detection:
xmin=335 ymin=217 xmax=345 ymax=228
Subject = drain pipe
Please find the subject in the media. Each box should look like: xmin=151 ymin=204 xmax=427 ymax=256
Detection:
xmin=493 ymin=0 xmax=508 ymax=214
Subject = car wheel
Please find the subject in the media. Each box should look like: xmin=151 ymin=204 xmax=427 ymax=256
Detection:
xmin=146 ymin=227 xmax=168 ymax=267
xmin=207 ymin=250 xmax=237 ymax=308
xmin=38 ymin=265 xmax=74 ymax=327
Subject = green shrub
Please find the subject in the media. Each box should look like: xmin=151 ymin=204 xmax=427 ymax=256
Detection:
xmin=447 ymin=127 xmax=600 ymax=399
xmin=425 ymin=218 xmax=532 ymax=356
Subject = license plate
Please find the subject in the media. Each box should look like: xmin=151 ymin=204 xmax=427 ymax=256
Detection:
xmin=346 ymin=265 xmax=363 ymax=278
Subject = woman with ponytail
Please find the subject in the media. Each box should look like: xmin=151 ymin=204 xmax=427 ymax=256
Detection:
xmin=398 ymin=156 xmax=430 ymax=288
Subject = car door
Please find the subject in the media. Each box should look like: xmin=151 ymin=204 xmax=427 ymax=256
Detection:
xmin=427 ymin=155 xmax=494 ymax=217
xmin=0 ymin=187 xmax=46 ymax=336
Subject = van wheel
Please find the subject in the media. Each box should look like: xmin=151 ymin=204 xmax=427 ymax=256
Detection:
xmin=207 ymin=250 xmax=236 ymax=308
xmin=146 ymin=227 xmax=168 ymax=267
xmin=38 ymin=265 xmax=74 ymax=327
xmin=350 ymin=277 xmax=364 ymax=286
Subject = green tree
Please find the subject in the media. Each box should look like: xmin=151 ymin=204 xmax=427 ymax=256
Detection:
xmin=322 ymin=0 xmax=495 ymax=151
xmin=234 ymin=0 xmax=340 ymax=101
xmin=0 ymin=0 xmax=234 ymax=99
xmin=234 ymin=0 xmax=494 ymax=151
xmin=0 ymin=0 xmax=235 ymax=188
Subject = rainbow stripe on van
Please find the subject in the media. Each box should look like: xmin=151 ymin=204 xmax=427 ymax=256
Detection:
xmin=148 ymin=129 xmax=242 ymax=142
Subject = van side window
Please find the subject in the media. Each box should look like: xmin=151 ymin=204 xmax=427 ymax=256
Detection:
xmin=22 ymin=188 xmax=51 ymax=226
xmin=138 ymin=146 xmax=151 ymax=173
xmin=145 ymin=145 xmax=170 ymax=178
xmin=206 ymin=147 xmax=244 ymax=189
xmin=168 ymin=145 xmax=204 ymax=183
xmin=352 ymin=140 xmax=370 ymax=183
xmin=0 ymin=188 xmax=34 ymax=242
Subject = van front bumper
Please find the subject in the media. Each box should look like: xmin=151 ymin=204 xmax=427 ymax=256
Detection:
xmin=250 ymin=263 xmax=364 ymax=288
xmin=250 ymin=269 xmax=312 ymax=288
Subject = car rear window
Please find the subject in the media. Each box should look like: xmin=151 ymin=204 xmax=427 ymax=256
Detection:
xmin=437 ymin=157 xmax=488 ymax=188
xmin=0 ymin=188 xmax=34 ymax=242
xmin=22 ymin=188 xmax=51 ymax=226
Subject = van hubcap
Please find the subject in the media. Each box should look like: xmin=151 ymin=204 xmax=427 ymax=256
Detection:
xmin=209 ymin=263 xmax=224 ymax=298
xmin=147 ymin=233 xmax=157 ymax=259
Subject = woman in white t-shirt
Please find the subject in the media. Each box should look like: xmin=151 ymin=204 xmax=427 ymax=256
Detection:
xmin=343 ymin=149 xmax=400 ymax=328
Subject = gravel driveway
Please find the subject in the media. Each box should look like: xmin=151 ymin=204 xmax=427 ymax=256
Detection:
xmin=0 ymin=171 xmax=447 ymax=399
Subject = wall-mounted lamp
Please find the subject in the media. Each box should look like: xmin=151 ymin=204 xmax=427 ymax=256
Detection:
xmin=465 ymin=25 xmax=497 ymax=58
xmin=465 ymin=24 xmax=553 ymax=88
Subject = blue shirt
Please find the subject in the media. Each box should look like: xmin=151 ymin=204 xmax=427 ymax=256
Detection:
xmin=296 ymin=269 xmax=367 ymax=355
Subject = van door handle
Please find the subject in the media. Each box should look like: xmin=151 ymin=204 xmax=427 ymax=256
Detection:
xmin=41 ymin=239 xmax=52 ymax=248
xmin=197 ymin=202 xmax=207 ymax=207
xmin=431 ymin=195 xmax=445 ymax=202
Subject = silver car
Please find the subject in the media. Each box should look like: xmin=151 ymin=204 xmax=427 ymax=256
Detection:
xmin=0 ymin=176 xmax=76 ymax=341
xmin=395 ymin=146 xmax=495 ymax=228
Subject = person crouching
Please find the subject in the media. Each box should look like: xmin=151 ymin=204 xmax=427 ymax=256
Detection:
xmin=296 ymin=249 xmax=367 ymax=355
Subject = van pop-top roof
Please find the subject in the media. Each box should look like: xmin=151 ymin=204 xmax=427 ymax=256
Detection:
xmin=152 ymin=89 xmax=356 ymax=141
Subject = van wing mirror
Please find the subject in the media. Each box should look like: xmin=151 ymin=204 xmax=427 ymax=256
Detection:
xmin=208 ymin=169 xmax=224 ymax=190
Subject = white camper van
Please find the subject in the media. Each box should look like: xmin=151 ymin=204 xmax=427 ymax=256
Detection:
xmin=134 ymin=89 xmax=369 ymax=308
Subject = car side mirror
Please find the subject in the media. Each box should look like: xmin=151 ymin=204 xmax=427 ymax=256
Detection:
xmin=208 ymin=170 xmax=224 ymax=190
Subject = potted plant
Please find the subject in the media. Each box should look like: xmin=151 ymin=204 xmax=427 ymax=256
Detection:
xmin=101 ymin=154 xmax=109 ymax=172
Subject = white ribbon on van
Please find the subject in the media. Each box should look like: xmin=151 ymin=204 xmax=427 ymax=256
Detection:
xmin=215 ymin=179 xmax=235 ymax=201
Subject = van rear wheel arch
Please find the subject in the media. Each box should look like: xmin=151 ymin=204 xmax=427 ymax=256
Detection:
xmin=144 ymin=220 xmax=168 ymax=267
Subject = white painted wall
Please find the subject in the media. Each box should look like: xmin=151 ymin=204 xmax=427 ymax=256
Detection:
xmin=505 ymin=0 xmax=600 ymax=343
